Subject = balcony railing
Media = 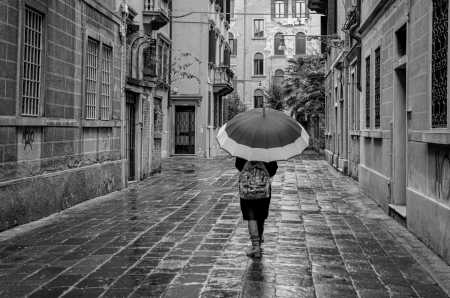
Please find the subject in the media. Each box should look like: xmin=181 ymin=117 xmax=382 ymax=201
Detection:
xmin=143 ymin=0 xmax=170 ymax=32
xmin=145 ymin=0 xmax=169 ymax=14
xmin=213 ymin=66 xmax=233 ymax=95
xmin=214 ymin=66 xmax=232 ymax=85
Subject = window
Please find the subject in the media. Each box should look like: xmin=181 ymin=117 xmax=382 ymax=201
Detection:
xmin=230 ymin=0 xmax=235 ymax=18
xmin=254 ymin=53 xmax=264 ymax=75
xmin=100 ymin=45 xmax=112 ymax=120
xmin=274 ymin=32 xmax=285 ymax=55
xmin=273 ymin=0 xmax=286 ymax=18
xmin=274 ymin=69 xmax=284 ymax=86
xmin=163 ymin=44 xmax=169 ymax=83
xmin=143 ymin=42 xmax=157 ymax=77
xmin=253 ymin=19 xmax=264 ymax=38
xmin=85 ymin=38 xmax=99 ymax=119
xmin=374 ymin=47 xmax=381 ymax=128
xmin=293 ymin=0 xmax=305 ymax=18
xmin=229 ymin=33 xmax=237 ymax=56
xmin=85 ymin=38 xmax=113 ymax=120
xmin=254 ymin=90 xmax=264 ymax=108
xmin=432 ymin=0 xmax=448 ymax=128
xmin=365 ymin=56 xmax=371 ymax=128
xmin=295 ymin=32 xmax=306 ymax=55
xmin=22 ymin=6 xmax=44 ymax=116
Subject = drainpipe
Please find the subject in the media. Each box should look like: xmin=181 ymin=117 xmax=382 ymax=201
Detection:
xmin=242 ymin=0 xmax=247 ymax=105
xmin=168 ymin=0 xmax=173 ymax=157
xmin=120 ymin=0 xmax=129 ymax=188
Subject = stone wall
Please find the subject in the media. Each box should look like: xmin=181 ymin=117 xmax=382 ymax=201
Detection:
xmin=0 ymin=0 xmax=124 ymax=231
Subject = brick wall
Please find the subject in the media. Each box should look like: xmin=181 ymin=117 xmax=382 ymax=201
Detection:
xmin=0 ymin=1 xmax=18 ymax=116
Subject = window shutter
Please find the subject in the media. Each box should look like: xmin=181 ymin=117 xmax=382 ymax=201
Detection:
xmin=305 ymin=0 xmax=310 ymax=18
xmin=233 ymin=39 xmax=237 ymax=55
xmin=284 ymin=0 xmax=288 ymax=17
xmin=271 ymin=0 xmax=275 ymax=17
xmin=292 ymin=1 xmax=296 ymax=17
xmin=209 ymin=29 xmax=215 ymax=63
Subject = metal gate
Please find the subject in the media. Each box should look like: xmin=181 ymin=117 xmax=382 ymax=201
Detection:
xmin=175 ymin=106 xmax=195 ymax=154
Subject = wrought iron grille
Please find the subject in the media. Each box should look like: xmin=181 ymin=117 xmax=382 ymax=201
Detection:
xmin=432 ymin=0 xmax=448 ymax=128
xmin=375 ymin=48 xmax=381 ymax=128
xmin=100 ymin=44 xmax=112 ymax=120
xmin=22 ymin=6 xmax=43 ymax=116
xmin=86 ymin=38 xmax=99 ymax=119
xmin=365 ymin=56 xmax=370 ymax=128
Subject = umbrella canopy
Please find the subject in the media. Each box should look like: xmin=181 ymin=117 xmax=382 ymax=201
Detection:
xmin=216 ymin=108 xmax=310 ymax=162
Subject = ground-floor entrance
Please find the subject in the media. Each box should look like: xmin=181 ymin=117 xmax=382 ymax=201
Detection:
xmin=126 ymin=91 xmax=138 ymax=181
xmin=175 ymin=105 xmax=195 ymax=154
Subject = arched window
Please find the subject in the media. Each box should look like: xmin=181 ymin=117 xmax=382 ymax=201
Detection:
xmin=229 ymin=32 xmax=237 ymax=56
xmin=274 ymin=69 xmax=284 ymax=86
xmin=254 ymin=53 xmax=264 ymax=75
xmin=254 ymin=89 xmax=264 ymax=108
xmin=274 ymin=32 xmax=285 ymax=55
xmin=295 ymin=32 xmax=306 ymax=55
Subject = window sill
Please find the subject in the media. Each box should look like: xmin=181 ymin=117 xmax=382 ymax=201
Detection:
xmin=408 ymin=130 xmax=450 ymax=144
xmin=272 ymin=54 xmax=286 ymax=58
xmin=252 ymin=75 xmax=266 ymax=78
xmin=252 ymin=37 xmax=266 ymax=40
xmin=350 ymin=130 xmax=360 ymax=136
xmin=360 ymin=129 xmax=390 ymax=139
xmin=0 ymin=116 xmax=79 ymax=127
xmin=82 ymin=119 xmax=121 ymax=128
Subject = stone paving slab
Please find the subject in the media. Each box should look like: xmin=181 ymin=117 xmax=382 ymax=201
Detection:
xmin=0 ymin=152 xmax=449 ymax=297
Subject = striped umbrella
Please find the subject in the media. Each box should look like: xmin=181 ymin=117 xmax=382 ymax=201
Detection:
xmin=217 ymin=108 xmax=310 ymax=162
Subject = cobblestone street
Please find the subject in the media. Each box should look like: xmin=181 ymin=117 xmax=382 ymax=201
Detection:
xmin=0 ymin=152 xmax=449 ymax=298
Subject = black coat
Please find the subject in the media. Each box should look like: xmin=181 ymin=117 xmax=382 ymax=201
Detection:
xmin=235 ymin=157 xmax=278 ymax=177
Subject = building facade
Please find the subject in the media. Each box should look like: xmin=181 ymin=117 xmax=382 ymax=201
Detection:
xmin=125 ymin=0 xmax=171 ymax=181
xmin=230 ymin=0 xmax=321 ymax=111
xmin=171 ymin=0 xmax=233 ymax=158
xmin=316 ymin=0 xmax=450 ymax=264
xmin=0 ymin=0 xmax=125 ymax=230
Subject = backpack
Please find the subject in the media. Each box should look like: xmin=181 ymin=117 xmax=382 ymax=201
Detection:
xmin=239 ymin=161 xmax=271 ymax=199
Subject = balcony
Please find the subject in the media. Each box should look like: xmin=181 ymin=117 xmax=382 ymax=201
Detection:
xmin=143 ymin=0 xmax=170 ymax=33
xmin=213 ymin=66 xmax=233 ymax=96
xmin=308 ymin=0 xmax=327 ymax=14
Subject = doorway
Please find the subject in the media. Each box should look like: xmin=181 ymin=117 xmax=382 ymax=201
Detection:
xmin=126 ymin=92 xmax=137 ymax=181
xmin=392 ymin=67 xmax=407 ymax=206
xmin=175 ymin=105 xmax=195 ymax=154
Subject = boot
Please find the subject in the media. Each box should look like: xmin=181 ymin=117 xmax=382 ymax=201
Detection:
xmin=246 ymin=236 xmax=261 ymax=258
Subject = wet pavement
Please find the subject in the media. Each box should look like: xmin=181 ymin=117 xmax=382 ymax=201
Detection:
xmin=0 ymin=151 xmax=449 ymax=298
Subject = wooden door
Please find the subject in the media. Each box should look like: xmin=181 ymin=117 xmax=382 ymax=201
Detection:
xmin=175 ymin=106 xmax=195 ymax=154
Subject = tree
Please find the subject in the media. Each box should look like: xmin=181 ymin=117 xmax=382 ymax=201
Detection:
xmin=267 ymin=79 xmax=285 ymax=111
xmin=224 ymin=92 xmax=246 ymax=122
xmin=171 ymin=52 xmax=201 ymax=86
xmin=284 ymin=55 xmax=326 ymax=150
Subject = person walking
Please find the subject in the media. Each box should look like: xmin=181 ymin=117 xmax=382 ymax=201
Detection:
xmin=235 ymin=157 xmax=277 ymax=258
xmin=216 ymin=107 xmax=309 ymax=258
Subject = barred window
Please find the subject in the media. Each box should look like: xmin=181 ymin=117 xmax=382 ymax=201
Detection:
xmin=100 ymin=45 xmax=112 ymax=120
xmin=85 ymin=38 xmax=99 ymax=119
xmin=432 ymin=0 xmax=448 ymax=128
xmin=22 ymin=6 xmax=44 ymax=116
xmin=365 ymin=56 xmax=370 ymax=128
xmin=374 ymin=47 xmax=381 ymax=128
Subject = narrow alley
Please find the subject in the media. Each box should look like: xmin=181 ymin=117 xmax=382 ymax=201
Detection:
xmin=0 ymin=152 xmax=449 ymax=298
